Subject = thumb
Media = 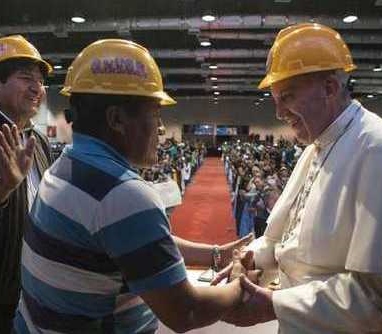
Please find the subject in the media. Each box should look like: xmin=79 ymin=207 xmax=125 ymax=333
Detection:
xmin=247 ymin=269 xmax=263 ymax=284
xmin=240 ymin=274 xmax=259 ymax=295
xmin=237 ymin=232 xmax=254 ymax=248
xmin=20 ymin=136 xmax=36 ymax=174
xmin=230 ymin=249 xmax=244 ymax=281
xmin=25 ymin=136 xmax=36 ymax=159
xmin=241 ymin=250 xmax=254 ymax=270
xmin=210 ymin=262 xmax=232 ymax=286
xmin=232 ymin=248 xmax=241 ymax=264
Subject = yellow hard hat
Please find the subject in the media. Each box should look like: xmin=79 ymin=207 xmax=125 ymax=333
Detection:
xmin=258 ymin=23 xmax=356 ymax=89
xmin=60 ymin=39 xmax=176 ymax=106
xmin=0 ymin=35 xmax=52 ymax=74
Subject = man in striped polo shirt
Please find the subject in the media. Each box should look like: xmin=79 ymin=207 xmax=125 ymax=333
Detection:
xmin=14 ymin=39 xmax=247 ymax=333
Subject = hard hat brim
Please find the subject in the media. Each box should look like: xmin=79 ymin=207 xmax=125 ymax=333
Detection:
xmin=59 ymin=86 xmax=177 ymax=106
xmin=258 ymin=64 xmax=357 ymax=90
xmin=258 ymin=76 xmax=272 ymax=90
xmin=154 ymin=91 xmax=177 ymax=106
xmin=5 ymin=55 xmax=54 ymax=74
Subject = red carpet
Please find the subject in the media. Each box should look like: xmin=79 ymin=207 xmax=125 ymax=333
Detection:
xmin=170 ymin=157 xmax=237 ymax=244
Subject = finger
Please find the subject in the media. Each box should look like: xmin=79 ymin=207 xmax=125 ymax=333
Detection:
xmin=247 ymin=269 xmax=263 ymax=284
xmin=240 ymin=274 xmax=260 ymax=296
xmin=24 ymin=136 xmax=36 ymax=159
xmin=0 ymin=145 xmax=10 ymax=171
xmin=11 ymin=124 xmax=21 ymax=148
xmin=242 ymin=232 xmax=254 ymax=244
xmin=235 ymin=233 xmax=255 ymax=250
xmin=253 ymin=254 xmax=256 ymax=270
xmin=0 ymin=131 xmax=12 ymax=157
xmin=19 ymin=136 xmax=36 ymax=174
xmin=210 ymin=262 xmax=232 ymax=285
xmin=230 ymin=249 xmax=245 ymax=281
xmin=241 ymin=250 xmax=254 ymax=270
xmin=2 ymin=124 xmax=16 ymax=150
xmin=233 ymin=248 xmax=241 ymax=263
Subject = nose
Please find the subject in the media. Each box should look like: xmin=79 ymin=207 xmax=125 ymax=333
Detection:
xmin=274 ymin=99 xmax=289 ymax=121
xmin=29 ymin=79 xmax=45 ymax=96
xmin=157 ymin=117 xmax=166 ymax=136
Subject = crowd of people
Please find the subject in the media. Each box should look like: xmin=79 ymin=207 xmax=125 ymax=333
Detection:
xmin=140 ymin=138 xmax=207 ymax=195
xmin=221 ymin=137 xmax=304 ymax=237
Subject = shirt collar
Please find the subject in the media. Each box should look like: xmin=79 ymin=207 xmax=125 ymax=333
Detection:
xmin=20 ymin=120 xmax=35 ymax=137
xmin=314 ymin=99 xmax=361 ymax=149
xmin=64 ymin=132 xmax=134 ymax=172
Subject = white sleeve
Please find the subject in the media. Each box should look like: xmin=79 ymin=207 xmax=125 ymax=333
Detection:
xmin=245 ymin=236 xmax=277 ymax=270
xmin=273 ymin=272 xmax=382 ymax=333
xmin=244 ymin=236 xmax=278 ymax=287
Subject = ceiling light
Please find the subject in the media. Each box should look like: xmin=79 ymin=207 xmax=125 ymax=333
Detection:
xmin=53 ymin=65 xmax=63 ymax=70
xmin=214 ymin=101 xmax=219 ymax=104
xmin=255 ymin=102 xmax=260 ymax=106
xmin=214 ymin=97 xmax=218 ymax=100
xmin=373 ymin=66 xmax=382 ymax=72
xmin=367 ymin=94 xmax=374 ymax=98
xmin=71 ymin=16 xmax=86 ymax=23
xmin=350 ymin=78 xmax=357 ymax=83
xmin=259 ymin=98 xmax=264 ymax=101
xmin=343 ymin=15 xmax=358 ymax=23
xmin=200 ymin=40 xmax=211 ymax=47
xmin=209 ymin=64 xmax=218 ymax=70
xmin=212 ymin=85 xmax=219 ymax=89
xmin=210 ymin=77 xmax=218 ymax=81
xmin=202 ymin=15 xmax=216 ymax=22
xmin=263 ymin=92 xmax=270 ymax=97
xmin=213 ymin=91 xmax=220 ymax=95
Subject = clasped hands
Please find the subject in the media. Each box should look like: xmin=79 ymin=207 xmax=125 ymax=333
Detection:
xmin=212 ymin=249 xmax=276 ymax=327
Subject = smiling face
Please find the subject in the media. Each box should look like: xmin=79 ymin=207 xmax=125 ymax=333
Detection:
xmin=271 ymin=72 xmax=334 ymax=144
xmin=0 ymin=63 xmax=46 ymax=128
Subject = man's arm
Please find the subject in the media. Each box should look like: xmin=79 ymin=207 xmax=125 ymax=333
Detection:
xmin=173 ymin=233 xmax=254 ymax=267
xmin=140 ymin=277 xmax=243 ymax=333
xmin=98 ymin=179 xmax=246 ymax=333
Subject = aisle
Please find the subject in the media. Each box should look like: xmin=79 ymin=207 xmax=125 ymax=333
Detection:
xmin=170 ymin=157 xmax=237 ymax=244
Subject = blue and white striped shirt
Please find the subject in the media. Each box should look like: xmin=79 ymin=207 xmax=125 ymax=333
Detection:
xmin=15 ymin=133 xmax=187 ymax=333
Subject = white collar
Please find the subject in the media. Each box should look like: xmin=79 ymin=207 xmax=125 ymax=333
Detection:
xmin=313 ymin=99 xmax=361 ymax=150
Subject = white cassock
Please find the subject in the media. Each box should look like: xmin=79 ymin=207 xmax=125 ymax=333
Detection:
xmin=247 ymin=100 xmax=382 ymax=333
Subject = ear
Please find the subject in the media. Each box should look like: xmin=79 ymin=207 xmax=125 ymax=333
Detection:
xmin=0 ymin=80 xmax=4 ymax=96
xmin=105 ymin=106 xmax=126 ymax=134
xmin=324 ymin=75 xmax=341 ymax=99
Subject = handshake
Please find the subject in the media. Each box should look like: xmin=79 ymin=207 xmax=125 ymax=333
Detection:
xmin=211 ymin=249 xmax=277 ymax=327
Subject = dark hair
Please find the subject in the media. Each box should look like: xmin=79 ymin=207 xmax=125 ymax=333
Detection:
xmin=0 ymin=58 xmax=49 ymax=83
xmin=68 ymin=93 xmax=152 ymax=137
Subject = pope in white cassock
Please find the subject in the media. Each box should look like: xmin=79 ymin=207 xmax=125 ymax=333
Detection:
xmin=214 ymin=22 xmax=382 ymax=333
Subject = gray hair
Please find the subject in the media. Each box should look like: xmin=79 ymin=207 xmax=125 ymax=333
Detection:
xmin=316 ymin=69 xmax=351 ymax=97
xmin=334 ymin=70 xmax=350 ymax=91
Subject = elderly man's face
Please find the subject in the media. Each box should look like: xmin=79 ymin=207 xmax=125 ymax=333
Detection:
xmin=271 ymin=73 xmax=330 ymax=144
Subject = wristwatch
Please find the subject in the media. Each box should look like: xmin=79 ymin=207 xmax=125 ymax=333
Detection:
xmin=211 ymin=245 xmax=221 ymax=272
